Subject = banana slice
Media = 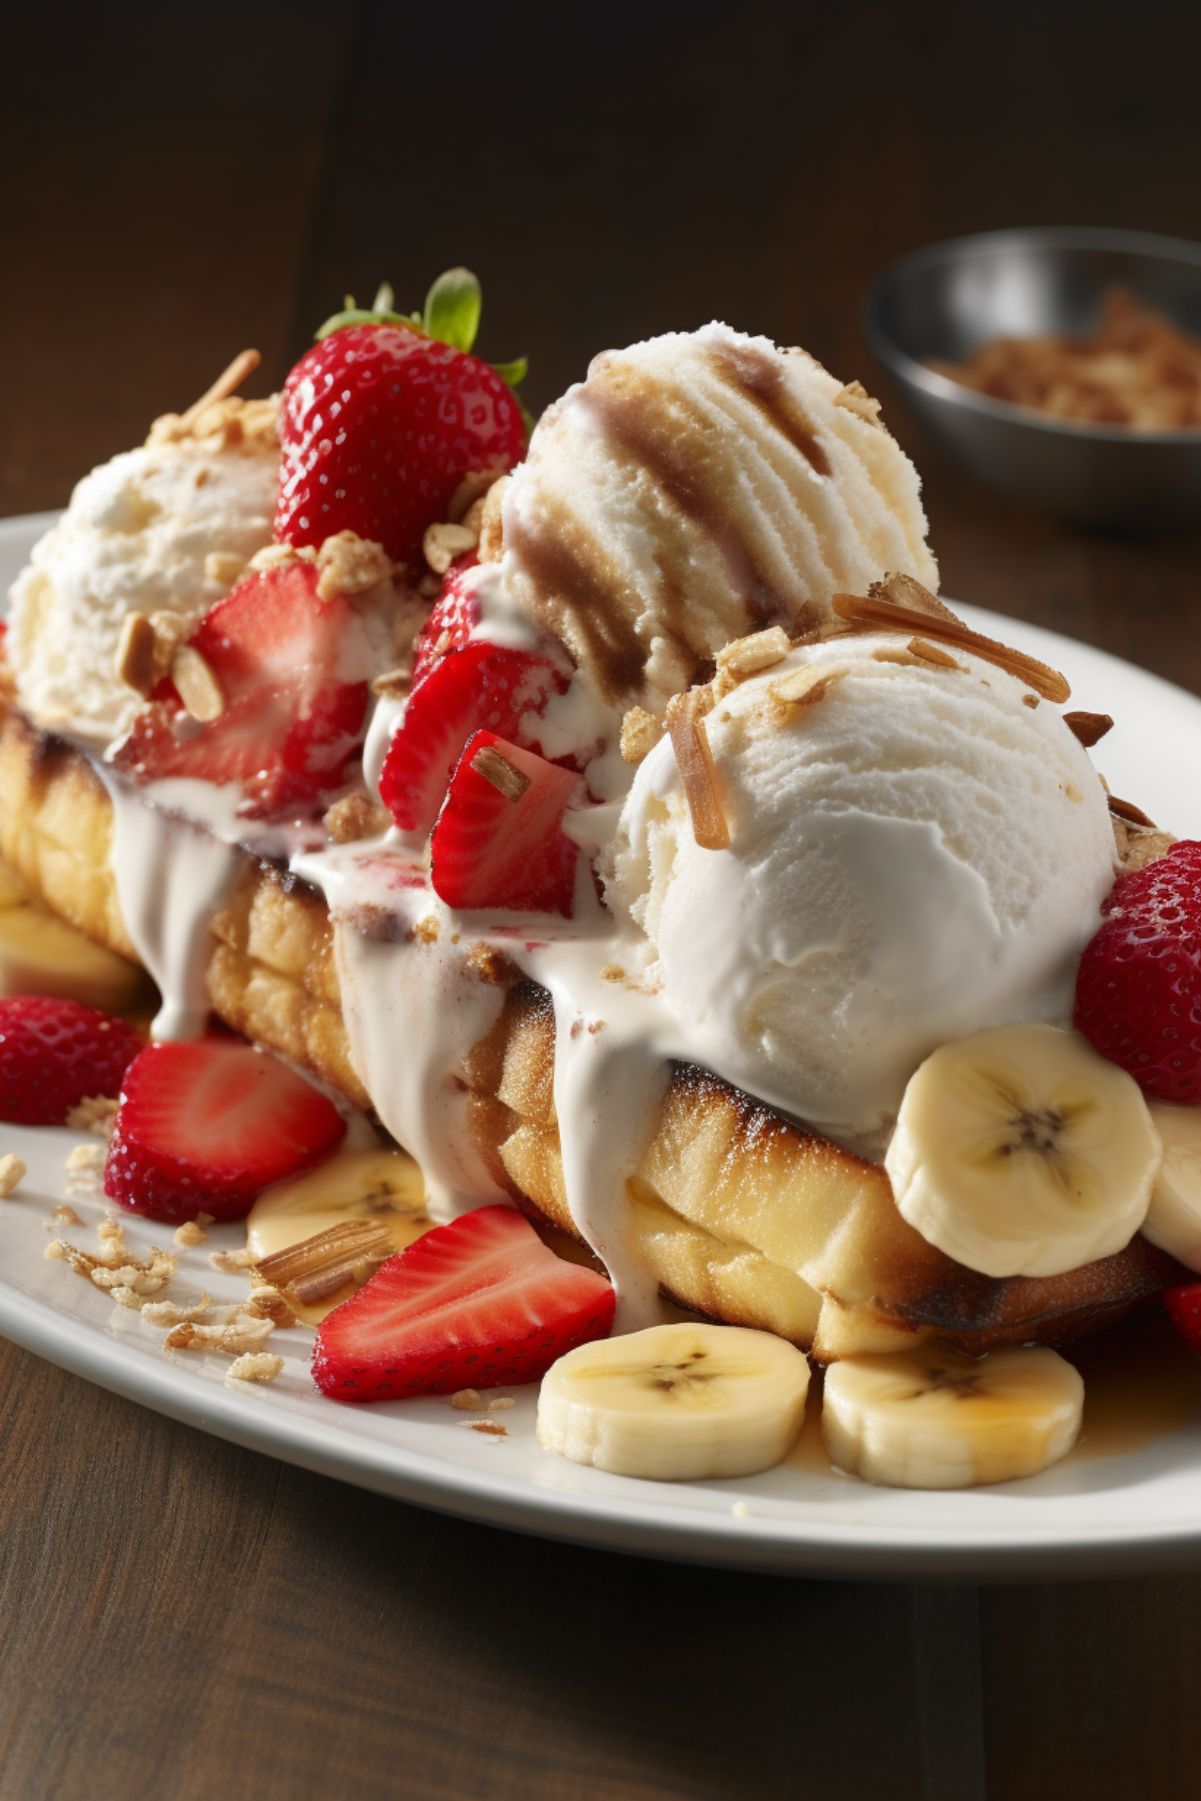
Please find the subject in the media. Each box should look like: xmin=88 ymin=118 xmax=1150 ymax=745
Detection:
xmin=1143 ymin=1103 xmax=1201 ymax=1272
xmin=246 ymin=1148 xmax=429 ymax=1323
xmin=822 ymin=1344 xmax=1084 ymax=1488
xmin=885 ymin=1024 xmax=1160 ymax=1279
xmin=537 ymin=1321 xmax=810 ymax=1481
xmin=0 ymin=901 xmax=149 ymax=1013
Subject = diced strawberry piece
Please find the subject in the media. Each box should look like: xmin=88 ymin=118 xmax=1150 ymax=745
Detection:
xmin=113 ymin=563 xmax=369 ymax=820
xmin=104 ymin=1040 xmax=346 ymax=1224
xmin=410 ymin=556 xmax=481 ymax=689
xmin=312 ymin=1204 xmax=615 ymax=1401
xmin=0 ymin=997 xmax=142 ymax=1125
xmin=378 ymin=643 xmax=566 ymax=836
xmin=1165 ymin=1282 xmax=1201 ymax=1354
xmin=1075 ymin=841 xmax=1201 ymax=1102
xmin=430 ymin=730 xmax=582 ymax=915
xmin=276 ymin=325 xmax=525 ymax=567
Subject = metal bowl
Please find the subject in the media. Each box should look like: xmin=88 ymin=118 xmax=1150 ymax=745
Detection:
xmin=866 ymin=227 xmax=1201 ymax=531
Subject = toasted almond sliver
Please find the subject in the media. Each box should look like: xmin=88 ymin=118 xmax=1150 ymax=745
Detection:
xmin=1108 ymin=793 xmax=1157 ymax=829
xmin=254 ymin=1220 xmax=393 ymax=1305
xmin=666 ymin=693 xmax=728 ymax=851
xmin=178 ymin=349 xmax=262 ymax=431
xmin=471 ymin=745 xmax=530 ymax=803
xmin=716 ymin=626 xmax=792 ymax=679
xmin=768 ymin=664 xmax=845 ymax=717
xmin=114 ymin=612 xmax=160 ymax=696
xmin=1064 ymin=710 xmax=1115 ymax=748
xmin=172 ymin=645 xmax=225 ymax=723
xmin=832 ymin=592 xmax=1070 ymax=703
xmin=906 ymin=636 xmax=962 ymax=671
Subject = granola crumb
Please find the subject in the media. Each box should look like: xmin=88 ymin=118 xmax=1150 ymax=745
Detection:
xmin=228 ymin=1352 xmax=284 ymax=1385
xmin=466 ymin=1419 xmax=508 ymax=1437
xmin=450 ymin=1388 xmax=483 ymax=1411
xmin=731 ymin=1500 xmax=749 ymax=1518
xmin=716 ymin=625 xmax=792 ymax=679
xmin=65 ymin=1095 xmax=119 ymax=1138
xmin=620 ymin=705 xmax=664 ymax=765
xmin=165 ymin=1313 xmax=275 ymax=1355
xmin=97 ymin=1216 xmax=126 ymax=1247
xmin=0 ymin=1154 xmax=25 ymax=1198
xmin=50 ymin=1203 xmax=82 ymax=1228
xmin=246 ymin=1285 xmax=298 ymax=1328
xmin=324 ymin=794 xmax=389 ymax=844
xmin=316 ymin=531 xmax=395 ymax=601
xmin=203 ymin=550 xmax=247 ymax=588
xmin=174 ymin=1219 xmax=208 ymax=1247
xmin=1122 ymin=828 xmax=1176 ymax=873
xmin=209 ymin=1248 xmax=257 ymax=1273
xmin=64 ymin=1143 xmax=106 ymax=1193
xmin=411 ymin=915 xmax=440 ymax=945
xmin=141 ymin=1294 xmax=213 ymax=1327
xmin=487 ymin=1395 xmax=515 ymax=1412
xmin=44 ymin=1239 xmax=67 ymax=1261
xmin=422 ymin=519 xmax=478 ymax=576
xmin=1022 ymin=692 xmax=1040 ymax=709
xmin=600 ymin=963 xmax=626 ymax=983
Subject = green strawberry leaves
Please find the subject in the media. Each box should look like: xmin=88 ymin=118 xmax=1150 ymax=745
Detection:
xmin=314 ymin=269 xmax=529 ymax=402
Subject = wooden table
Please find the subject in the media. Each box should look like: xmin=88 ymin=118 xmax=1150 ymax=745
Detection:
xmin=2 ymin=5 xmax=1199 ymax=1795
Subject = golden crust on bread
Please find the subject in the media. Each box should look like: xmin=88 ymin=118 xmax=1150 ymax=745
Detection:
xmin=0 ymin=700 xmax=1181 ymax=1358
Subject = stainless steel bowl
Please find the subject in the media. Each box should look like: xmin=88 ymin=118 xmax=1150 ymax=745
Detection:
xmin=866 ymin=227 xmax=1201 ymax=531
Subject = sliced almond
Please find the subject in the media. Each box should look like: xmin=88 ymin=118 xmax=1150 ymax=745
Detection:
xmin=172 ymin=645 xmax=225 ymax=723
xmin=1064 ymin=710 xmax=1114 ymax=748
xmin=766 ymin=663 xmax=845 ymax=722
xmin=906 ymin=636 xmax=962 ymax=671
xmin=832 ymin=592 xmax=1070 ymax=702
xmin=114 ymin=612 xmax=160 ymax=697
xmin=1108 ymin=793 xmax=1156 ymax=829
xmin=868 ymin=572 xmax=963 ymax=625
xmin=666 ymin=692 xmax=728 ymax=851
xmin=471 ymin=745 xmax=530 ymax=802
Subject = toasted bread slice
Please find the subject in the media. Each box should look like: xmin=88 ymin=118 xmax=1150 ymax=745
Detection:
xmin=0 ymin=698 xmax=1179 ymax=1357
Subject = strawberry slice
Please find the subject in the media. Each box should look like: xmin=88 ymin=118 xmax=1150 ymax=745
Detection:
xmin=1165 ymin=1282 xmax=1201 ymax=1355
xmin=378 ymin=643 xmax=566 ymax=836
xmin=0 ymin=996 xmax=142 ymax=1125
xmin=430 ymin=731 xmax=583 ymax=915
xmin=104 ymin=1039 xmax=346 ymax=1223
xmin=113 ymin=563 xmax=370 ymax=820
xmin=410 ymin=555 xmax=481 ymax=689
xmin=312 ymin=1204 xmax=615 ymax=1400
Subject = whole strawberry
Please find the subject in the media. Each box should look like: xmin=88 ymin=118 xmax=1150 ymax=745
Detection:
xmin=0 ymin=996 xmax=142 ymax=1125
xmin=1075 ymin=840 xmax=1201 ymax=1102
xmin=276 ymin=270 xmax=527 ymax=567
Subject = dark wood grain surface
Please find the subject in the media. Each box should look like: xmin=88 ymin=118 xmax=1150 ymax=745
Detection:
xmin=3 ymin=4 xmax=1201 ymax=1796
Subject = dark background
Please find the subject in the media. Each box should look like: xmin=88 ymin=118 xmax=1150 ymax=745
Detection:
xmin=2 ymin=4 xmax=1201 ymax=1797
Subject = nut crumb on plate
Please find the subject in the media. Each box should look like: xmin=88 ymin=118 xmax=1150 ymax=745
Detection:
xmin=450 ymin=1388 xmax=483 ymax=1411
xmin=0 ymin=1154 xmax=25 ymax=1198
xmin=65 ymin=1095 xmax=119 ymax=1137
xmin=228 ymin=1352 xmax=284 ymax=1385
xmin=174 ymin=1219 xmax=208 ymax=1247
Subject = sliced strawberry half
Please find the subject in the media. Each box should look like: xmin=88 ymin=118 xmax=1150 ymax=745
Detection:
xmin=378 ymin=642 xmax=566 ymax=836
xmin=1165 ymin=1282 xmax=1201 ymax=1355
xmin=0 ymin=996 xmax=142 ymax=1125
xmin=430 ymin=730 xmax=582 ymax=915
xmin=113 ymin=562 xmax=370 ymax=820
xmin=410 ymin=555 xmax=481 ymax=689
xmin=312 ymin=1204 xmax=615 ymax=1401
xmin=104 ymin=1039 xmax=346 ymax=1224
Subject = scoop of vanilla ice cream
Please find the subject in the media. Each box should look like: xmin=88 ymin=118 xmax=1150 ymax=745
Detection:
xmin=500 ymin=324 xmax=938 ymax=710
xmin=8 ymin=426 xmax=278 ymax=742
xmin=606 ymin=633 xmax=1117 ymax=1141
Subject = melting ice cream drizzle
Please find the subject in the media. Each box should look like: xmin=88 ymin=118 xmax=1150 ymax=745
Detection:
xmin=98 ymin=697 xmax=679 ymax=1327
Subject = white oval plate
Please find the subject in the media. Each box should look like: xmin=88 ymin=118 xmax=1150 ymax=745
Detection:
xmin=2 ymin=509 xmax=1199 ymax=1579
